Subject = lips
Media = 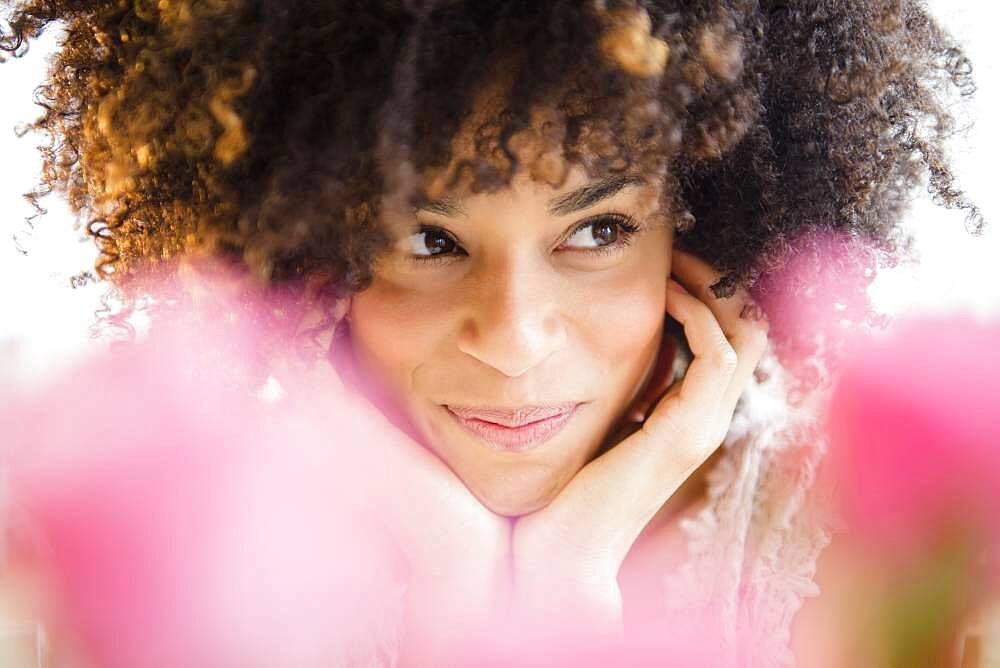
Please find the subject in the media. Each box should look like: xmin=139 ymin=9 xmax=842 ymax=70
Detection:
xmin=445 ymin=402 xmax=580 ymax=427
xmin=443 ymin=403 xmax=583 ymax=452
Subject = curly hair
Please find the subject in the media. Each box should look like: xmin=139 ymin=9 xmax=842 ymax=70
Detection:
xmin=0 ymin=0 xmax=982 ymax=387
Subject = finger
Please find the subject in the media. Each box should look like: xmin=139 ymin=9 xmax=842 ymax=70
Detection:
xmin=645 ymin=276 xmax=736 ymax=422
xmin=518 ymin=256 xmax=766 ymax=579
xmin=670 ymin=249 xmax=769 ymax=415
xmin=527 ymin=276 xmax=738 ymax=574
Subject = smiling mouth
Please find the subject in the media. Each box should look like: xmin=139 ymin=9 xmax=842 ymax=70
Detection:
xmin=442 ymin=403 xmax=584 ymax=452
xmin=444 ymin=402 xmax=580 ymax=427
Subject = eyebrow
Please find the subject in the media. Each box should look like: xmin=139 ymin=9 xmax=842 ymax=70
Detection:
xmin=413 ymin=173 xmax=646 ymax=219
xmin=547 ymin=174 xmax=645 ymax=216
xmin=417 ymin=199 xmax=466 ymax=217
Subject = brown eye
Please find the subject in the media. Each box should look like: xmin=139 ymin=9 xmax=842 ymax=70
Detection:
xmin=405 ymin=227 xmax=464 ymax=258
xmin=593 ymin=220 xmax=620 ymax=245
xmin=561 ymin=214 xmax=640 ymax=251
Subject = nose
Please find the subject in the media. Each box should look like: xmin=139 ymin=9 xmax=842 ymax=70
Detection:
xmin=456 ymin=258 xmax=567 ymax=378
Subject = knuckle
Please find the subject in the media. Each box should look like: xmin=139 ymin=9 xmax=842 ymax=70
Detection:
xmin=739 ymin=300 xmax=769 ymax=329
xmin=712 ymin=339 xmax=739 ymax=375
xmin=734 ymin=324 xmax=769 ymax=359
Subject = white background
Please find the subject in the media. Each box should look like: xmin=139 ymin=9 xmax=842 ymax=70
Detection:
xmin=1 ymin=1 xmax=998 ymax=388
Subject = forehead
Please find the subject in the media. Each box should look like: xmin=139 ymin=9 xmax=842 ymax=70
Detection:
xmin=380 ymin=162 xmax=665 ymax=241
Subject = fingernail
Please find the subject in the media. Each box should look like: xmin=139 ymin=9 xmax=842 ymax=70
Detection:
xmin=668 ymin=279 xmax=688 ymax=294
xmin=740 ymin=302 xmax=766 ymax=322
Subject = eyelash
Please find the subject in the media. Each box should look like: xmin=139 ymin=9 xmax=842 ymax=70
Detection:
xmin=405 ymin=214 xmax=642 ymax=266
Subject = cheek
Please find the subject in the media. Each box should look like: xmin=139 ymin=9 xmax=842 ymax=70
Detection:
xmin=347 ymin=277 xmax=449 ymax=396
xmin=570 ymin=258 xmax=667 ymax=390
xmin=581 ymin=283 xmax=663 ymax=359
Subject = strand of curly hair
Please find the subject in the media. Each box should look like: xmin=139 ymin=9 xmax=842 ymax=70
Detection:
xmin=1 ymin=0 xmax=983 ymax=390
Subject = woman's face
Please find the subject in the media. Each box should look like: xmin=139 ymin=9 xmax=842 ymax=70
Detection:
xmin=347 ymin=165 xmax=673 ymax=516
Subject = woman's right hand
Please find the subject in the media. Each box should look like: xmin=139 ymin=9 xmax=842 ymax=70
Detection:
xmin=2 ymin=272 xmax=506 ymax=667
xmin=348 ymin=394 xmax=512 ymax=665
xmin=331 ymin=373 xmax=511 ymax=597
xmin=277 ymin=315 xmax=511 ymax=663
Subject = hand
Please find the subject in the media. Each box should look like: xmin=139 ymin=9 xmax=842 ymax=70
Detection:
xmin=3 ymin=275 xmax=508 ymax=668
xmin=508 ymin=249 xmax=769 ymax=634
xmin=340 ymin=385 xmax=510 ymax=665
xmin=278 ymin=308 xmax=511 ymax=664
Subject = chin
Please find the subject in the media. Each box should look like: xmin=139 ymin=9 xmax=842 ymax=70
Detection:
xmin=481 ymin=496 xmax=549 ymax=518
xmin=467 ymin=473 xmax=565 ymax=518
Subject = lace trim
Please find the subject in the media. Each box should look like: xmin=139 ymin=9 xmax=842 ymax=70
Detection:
xmin=660 ymin=346 xmax=832 ymax=666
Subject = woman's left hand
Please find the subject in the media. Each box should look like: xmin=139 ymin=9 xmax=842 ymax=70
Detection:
xmin=506 ymin=248 xmax=769 ymax=635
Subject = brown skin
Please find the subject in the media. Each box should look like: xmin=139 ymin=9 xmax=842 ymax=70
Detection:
xmin=348 ymin=96 xmax=762 ymax=658
xmin=348 ymin=165 xmax=672 ymax=517
xmin=338 ymin=85 xmax=766 ymax=657
xmin=507 ymin=245 xmax=768 ymax=635
xmin=347 ymin=81 xmax=674 ymax=518
xmin=349 ymin=245 xmax=762 ymax=664
xmin=0 ymin=0 xmax=980 ymax=662
xmin=339 ymin=148 xmax=766 ymax=659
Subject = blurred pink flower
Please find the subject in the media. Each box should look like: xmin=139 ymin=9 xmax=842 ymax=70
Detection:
xmin=752 ymin=227 xmax=881 ymax=387
xmin=1 ymin=266 xmax=403 ymax=667
xmin=451 ymin=612 xmax=735 ymax=667
xmin=825 ymin=314 xmax=1000 ymax=563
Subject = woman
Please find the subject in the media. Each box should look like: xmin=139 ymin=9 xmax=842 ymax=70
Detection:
xmin=0 ymin=0 xmax=981 ymax=664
